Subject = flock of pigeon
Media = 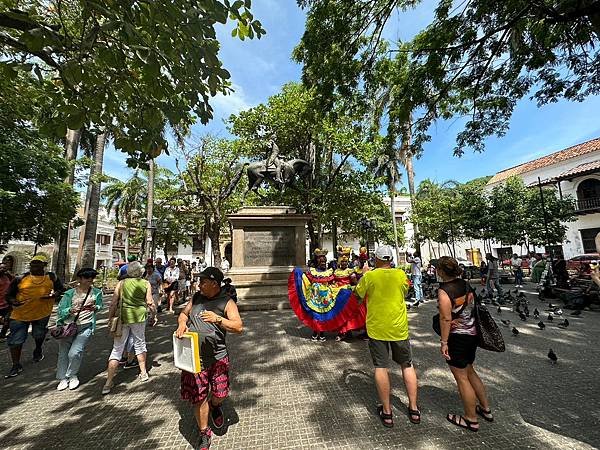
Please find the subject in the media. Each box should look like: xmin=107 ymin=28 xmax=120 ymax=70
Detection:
xmin=492 ymin=289 xmax=581 ymax=365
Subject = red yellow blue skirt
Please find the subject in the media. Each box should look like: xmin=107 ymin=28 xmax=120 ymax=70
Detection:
xmin=288 ymin=268 xmax=365 ymax=332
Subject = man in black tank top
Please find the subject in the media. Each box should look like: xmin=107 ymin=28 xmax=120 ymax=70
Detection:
xmin=176 ymin=267 xmax=243 ymax=450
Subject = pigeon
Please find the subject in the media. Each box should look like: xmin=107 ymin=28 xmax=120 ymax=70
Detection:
xmin=519 ymin=312 xmax=527 ymax=321
xmin=570 ymin=310 xmax=582 ymax=316
xmin=512 ymin=327 xmax=519 ymax=336
xmin=558 ymin=319 xmax=569 ymax=329
xmin=497 ymin=306 xmax=502 ymax=314
xmin=553 ymin=308 xmax=563 ymax=315
xmin=548 ymin=302 xmax=555 ymax=309
xmin=533 ymin=308 xmax=540 ymax=319
xmin=548 ymin=349 xmax=558 ymax=364
xmin=547 ymin=314 xmax=554 ymax=322
xmin=537 ymin=321 xmax=545 ymax=330
xmin=501 ymin=319 xmax=511 ymax=327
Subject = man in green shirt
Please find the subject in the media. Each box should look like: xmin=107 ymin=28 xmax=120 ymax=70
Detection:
xmin=355 ymin=245 xmax=420 ymax=428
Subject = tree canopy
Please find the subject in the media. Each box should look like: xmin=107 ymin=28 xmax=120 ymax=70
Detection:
xmin=0 ymin=0 xmax=265 ymax=161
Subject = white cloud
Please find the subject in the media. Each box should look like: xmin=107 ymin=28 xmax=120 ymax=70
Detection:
xmin=210 ymin=83 xmax=253 ymax=120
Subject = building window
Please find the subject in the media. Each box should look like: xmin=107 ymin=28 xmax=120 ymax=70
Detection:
xmin=580 ymin=228 xmax=600 ymax=254
xmin=496 ymin=247 xmax=513 ymax=261
xmin=96 ymin=234 xmax=111 ymax=245
xmin=192 ymin=235 xmax=204 ymax=253
xmin=576 ymin=178 xmax=600 ymax=210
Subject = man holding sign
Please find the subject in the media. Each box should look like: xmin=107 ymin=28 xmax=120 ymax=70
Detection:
xmin=176 ymin=267 xmax=243 ymax=450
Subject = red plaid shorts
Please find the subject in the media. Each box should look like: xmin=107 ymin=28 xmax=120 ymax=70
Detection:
xmin=181 ymin=356 xmax=230 ymax=404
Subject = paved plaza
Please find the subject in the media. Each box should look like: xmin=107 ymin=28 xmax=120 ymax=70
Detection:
xmin=1 ymin=283 xmax=599 ymax=450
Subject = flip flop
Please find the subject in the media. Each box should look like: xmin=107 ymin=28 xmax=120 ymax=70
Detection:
xmin=476 ymin=405 xmax=494 ymax=422
xmin=446 ymin=414 xmax=479 ymax=432
xmin=377 ymin=405 xmax=393 ymax=428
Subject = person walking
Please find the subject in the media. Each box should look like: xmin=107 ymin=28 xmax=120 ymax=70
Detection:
xmin=436 ymin=256 xmax=493 ymax=432
xmin=4 ymin=255 xmax=64 ymax=378
xmin=55 ymin=268 xmax=104 ymax=390
xmin=355 ymin=245 xmax=420 ymax=427
xmin=163 ymin=258 xmax=180 ymax=314
xmin=407 ymin=251 xmax=423 ymax=305
xmin=145 ymin=264 xmax=162 ymax=326
xmin=511 ymin=254 xmax=523 ymax=288
xmin=176 ymin=267 xmax=243 ymax=450
xmin=484 ymin=254 xmax=503 ymax=301
xmin=102 ymin=261 xmax=155 ymax=394
xmin=0 ymin=262 xmax=14 ymax=339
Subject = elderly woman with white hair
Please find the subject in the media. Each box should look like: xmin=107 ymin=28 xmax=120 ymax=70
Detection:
xmin=102 ymin=261 xmax=155 ymax=394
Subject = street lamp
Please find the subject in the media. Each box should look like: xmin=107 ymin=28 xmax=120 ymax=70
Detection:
xmin=140 ymin=217 xmax=169 ymax=260
xmin=360 ymin=218 xmax=374 ymax=255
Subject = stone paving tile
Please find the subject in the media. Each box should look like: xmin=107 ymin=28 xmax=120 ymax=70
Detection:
xmin=1 ymin=282 xmax=599 ymax=449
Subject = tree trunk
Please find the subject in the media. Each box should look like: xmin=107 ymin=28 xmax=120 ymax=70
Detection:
xmin=402 ymin=116 xmax=418 ymax=250
xmin=208 ymin=223 xmax=222 ymax=269
xmin=53 ymin=128 xmax=81 ymax=280
xmin=124 ymin=228 xmax=130 ymax=260
xmin=145 ymin=159 xmax=155 ymax=259
xmin=389 ymin=187 xmax=401 ymax=263
xmin=73 ymin=132 xmax=106 ymax=277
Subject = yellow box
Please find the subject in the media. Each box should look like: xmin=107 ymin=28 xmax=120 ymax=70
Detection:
xmin=172 ymin=331 xmax=202 ymax=373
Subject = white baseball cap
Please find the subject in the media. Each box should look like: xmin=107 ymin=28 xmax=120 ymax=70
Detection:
xmin=375 ymin=245 xmax=394 ymax=261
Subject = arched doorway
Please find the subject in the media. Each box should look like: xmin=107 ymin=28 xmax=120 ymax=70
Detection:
xmin=224 ymin=243 xmax=232 ymax=267
xmin=576 ymin=178 xmax=600 ymax=210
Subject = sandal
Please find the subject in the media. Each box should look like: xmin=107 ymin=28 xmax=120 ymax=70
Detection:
xmin=377 ymin=405 xmax=394 ymax=428
xmin=446 ymin=414 xmax=479 ymax=432
xmin=476 ymin=405 xmax=494 ymax=422
xmin=408 ymin=408 xmax=421 ymax=424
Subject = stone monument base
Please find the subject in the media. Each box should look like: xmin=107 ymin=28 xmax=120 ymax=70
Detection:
xmin=227 ymin=206 xmax=310 ymax=311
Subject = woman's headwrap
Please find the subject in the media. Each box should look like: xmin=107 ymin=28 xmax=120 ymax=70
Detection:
xmin=337 ymin=246 xmax=352 ymax=264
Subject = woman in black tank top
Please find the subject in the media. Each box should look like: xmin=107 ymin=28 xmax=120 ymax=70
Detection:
xmin=437 ymin=257 xmax=493 ymax=432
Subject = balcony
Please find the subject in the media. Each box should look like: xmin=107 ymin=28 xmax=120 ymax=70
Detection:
xmin=576 ymin=197 xmax=600 ymax=214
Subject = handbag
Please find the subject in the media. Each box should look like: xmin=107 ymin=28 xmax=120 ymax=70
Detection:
xmin=109 ymin=286 xmax=124 ymax=337
xmin=50 ymin=287 xmax=92 ymax=339
xmin=473 ymin=297 xmax=505 ymax=352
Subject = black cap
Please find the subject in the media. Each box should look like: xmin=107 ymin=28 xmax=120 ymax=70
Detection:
xmin=198 ymin=267 xmax=224 ymax=285
xmin=77 ymin=268 xmax=99 ymax=278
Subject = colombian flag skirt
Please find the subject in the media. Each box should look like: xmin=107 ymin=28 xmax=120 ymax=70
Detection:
xmin=288 ymin=268 xmax=366 ymax=332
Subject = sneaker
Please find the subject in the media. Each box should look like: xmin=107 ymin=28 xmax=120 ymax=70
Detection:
xmin=4 ymin=364 xmax=23 ymax=379
xmin=138 ymin=372 xmax=149 ymax=382
xmin=124 ymin=359 xmax=140 ymax=369
xmin=311 ymin=332 xmax=319 ymax=341
xmin=33 ymin=350 xmax=44 ymax=362
xmin=101 ymin=383 xmax=113 ymax=395
xmin=198 ymin=428 xmax=212 ymax=450
xmin=68 ymin=376 xmax=80 ymax=390
xmin=318 ymin=334 xmax=326 ymax=342
xmin=57 ymin=379 xmax=69 ymax=391
xmin=210 ymin=404 xmax=225 ymax=429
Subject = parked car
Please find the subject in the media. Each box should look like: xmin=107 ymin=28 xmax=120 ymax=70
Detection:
xmin=567 ymin=253 xmax=599 ymax=277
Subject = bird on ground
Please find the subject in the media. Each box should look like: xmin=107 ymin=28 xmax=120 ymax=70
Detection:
xmin=512 ymin=327 xmax=519 ymax=336
xmin=558 ymin=319 xmax=569 ymax=329
xmin=547 ymin=314 xmax=554 ymax=322
xmin=519 ymin=312 xmax=527 ymax=321
xmin=548 ymin=302 xmax=555 ymax=310
xmin=548 ymin=349 xmax=558 ymax=364
xmin=553 ymin=308 xmax=563 ymax=315
xmin=533 ymin=308 xmax=540 ymax=319
xmin=570 ymin=310 xmax=582 ymax=316
xmin=537 ymin=321 xmax=545 ymax=330
xmin=497 ymin=306 xmax=502 ymax=314
xmin=501 ymin=319 xmax=511 ymax=327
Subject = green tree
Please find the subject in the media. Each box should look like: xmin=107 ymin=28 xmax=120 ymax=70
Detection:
xmin=0 ymin=0 xmax=266 ymax=159
xmin=295 ymin=0 xmax=600 ymax=155
xmin=0 ymin=74 xmax=78 ymax=251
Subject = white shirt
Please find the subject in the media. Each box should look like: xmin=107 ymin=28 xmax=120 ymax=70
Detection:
xmin=221 ymin=259 xmax=230 ymax=272
xmin=408 ymin=256 xmax=422 ymax=276
xmin=164 ymin=267 xmax=180 ymax=283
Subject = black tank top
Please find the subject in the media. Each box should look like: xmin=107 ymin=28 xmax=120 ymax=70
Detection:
xmin=187 ymin=288 xmax=230 ymax=366
xmin=438 ymin=278 xmax=476 ymax=335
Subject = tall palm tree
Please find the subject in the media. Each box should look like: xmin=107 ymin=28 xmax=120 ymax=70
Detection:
xmin=102 ymin=171 xmax=148 ymax=260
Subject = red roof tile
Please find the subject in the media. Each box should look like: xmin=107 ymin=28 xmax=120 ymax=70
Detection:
xmin=557 ymin=160 xmax=600 ymax=179
xmin=487 ymin=137 xmax=600 ymax=185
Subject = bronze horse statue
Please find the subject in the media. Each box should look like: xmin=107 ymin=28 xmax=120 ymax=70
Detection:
xmin=245 ymin=158 xmax=311 ymax=195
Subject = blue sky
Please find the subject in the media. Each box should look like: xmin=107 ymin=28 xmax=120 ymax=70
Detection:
xmin=103 ymin=1 xmax=600 ymax=188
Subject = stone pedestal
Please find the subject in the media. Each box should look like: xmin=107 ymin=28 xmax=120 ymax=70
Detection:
xmin=227 ymin=206 xmax=310 ymax=310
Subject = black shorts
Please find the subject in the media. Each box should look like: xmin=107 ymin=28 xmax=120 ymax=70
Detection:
xmin=368 ymin=338 xmax=413 ymax=368
xmin=447 ymin=333 xmax=478 ymax=369
xmin=164 ymin=281 xmax=179 ymax=293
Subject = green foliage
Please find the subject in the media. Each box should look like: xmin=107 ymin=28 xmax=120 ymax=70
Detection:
xmin=229 ymin=82 xmax=397 ymax=248
xmin=295 ymin=0 xmax=600 ymax=155
xmin=0 ymin=0 xmax=265 ymax=162
xmin=0 ymin=73 xmax=78 ymax=249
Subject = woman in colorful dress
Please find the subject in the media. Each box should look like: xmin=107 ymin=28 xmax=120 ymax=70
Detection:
xmin=334 ymin=247 xmax=365 ymax=341
xmin=288 ymin=248 xmax=361 ymax=342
